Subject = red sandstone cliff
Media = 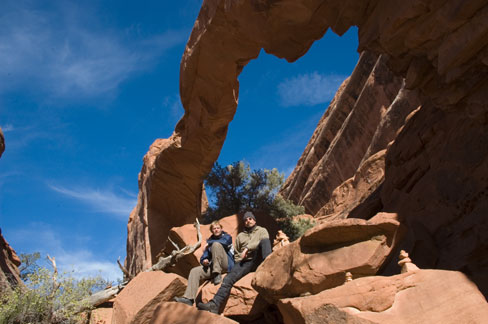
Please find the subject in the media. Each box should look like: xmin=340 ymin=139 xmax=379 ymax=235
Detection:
xmin=125 ymin=0 xmax=488 ymax=303
xmin=0 ymin=129 xmax=22 ymax=292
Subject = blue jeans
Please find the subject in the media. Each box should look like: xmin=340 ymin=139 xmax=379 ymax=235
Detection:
xmin=212 ymin=238 xmax=271 ymax=307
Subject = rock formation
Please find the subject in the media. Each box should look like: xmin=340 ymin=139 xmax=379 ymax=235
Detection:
xmin=281 ymin=53 xmax=405 ymax=215
xmin=149 ymin=302 xmax=238 ymax=324
xmin=253 ymin=213 xmax=404 ymax=302
xmin=277 ymin=269 xmax=488 ymax=324
xmin=125 ymin=138 xmax=209 ymax=275
xmin=0 ymin=128 xmax=22 ymax=292
xmin=199 ymin=273 xmax=268 ymax=320
xmin=0 ymin=127 xmax=4 ymax=157
xmin=0 ymin=228 xmax=21 ymax=292
xmin=123 ymin=0 xmax=488 ymax=322
xmin=112 ymin=272 xmax=186 ymax=324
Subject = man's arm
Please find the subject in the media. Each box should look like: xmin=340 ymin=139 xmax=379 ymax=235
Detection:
xmin=234 ymin=234 xmax=243 ymax=262
xmin=200 ymin=242 xmax=210 ymax=266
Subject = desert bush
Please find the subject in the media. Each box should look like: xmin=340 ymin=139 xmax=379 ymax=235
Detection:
xmin=0 ymin=253 xmax=110 ymax=324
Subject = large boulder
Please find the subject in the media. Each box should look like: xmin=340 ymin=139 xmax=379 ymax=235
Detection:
xmin=149 ymin=302 xmax=238 ymax=324
xmin=89 ymin=307 xmax=113 ymax=324
xmin=253 ymin=213 xmax=404 ymax=302
xmin=277 ymin=269 xmax=488 ymax=324
xmin=112 ymin=272 xmax=186 ymax=324
xmin=199 ymin=273 xmax=267 ymax=320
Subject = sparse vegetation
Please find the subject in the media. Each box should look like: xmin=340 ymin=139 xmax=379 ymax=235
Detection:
xmin=204 ymin=161 xmax=314 ymax=240
xmin=0 ymin=253 xmax=110 ymax=324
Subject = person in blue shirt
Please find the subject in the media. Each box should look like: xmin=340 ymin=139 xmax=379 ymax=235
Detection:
xmin=175 ymin=220 xmax=234 ymax=306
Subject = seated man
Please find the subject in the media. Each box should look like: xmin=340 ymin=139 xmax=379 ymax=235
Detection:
xmin=175 ymin=220 xmax=234 ymax=306
xmin=197 ymin=211 xmax=271 ymax=314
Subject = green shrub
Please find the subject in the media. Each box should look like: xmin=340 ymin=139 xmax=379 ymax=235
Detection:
xmin=0 ymin=253 xmax=110 ymax=324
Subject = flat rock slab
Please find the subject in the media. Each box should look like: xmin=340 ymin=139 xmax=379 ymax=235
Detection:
xmin=253 ymin=213 xmax=404 ymax=301
xmin=112 ymin=272 xmax=187 ymax=324
xmin=278 ymin=269 xmax=488 ymax=324
xmin=149 ymin=302 xmax=238 ymax=324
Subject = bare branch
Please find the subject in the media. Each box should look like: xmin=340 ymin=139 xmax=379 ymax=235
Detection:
xmin=149 ymin=218 xmax=202 ymax=272
xmin=168 ymin=236 xmax=181 ymax=251
xmin=117 ymin=257 xmax=133 ymax=281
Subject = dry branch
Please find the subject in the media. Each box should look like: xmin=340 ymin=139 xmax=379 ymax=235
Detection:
xmin=117 ymin=257 xmax=133 ymax=281
xmin=148 ymin=218 xmax=202 ymax=272
xmin=77 ymin=281 xmax=128 ymax=313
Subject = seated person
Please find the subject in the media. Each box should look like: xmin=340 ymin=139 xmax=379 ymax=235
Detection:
xmin=175 ymin=220 xmax=234 ymax=306
xmin=197 ymin=211 xmax=271 ymax=313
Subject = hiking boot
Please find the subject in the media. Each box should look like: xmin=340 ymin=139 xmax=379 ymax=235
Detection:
xmin=213 ymin=273 xmax=222 ymax=285
xmin=197 ymin=300 xmax=219 ymax=314
xmin=174 ymin=296 xmax=193 ymax=306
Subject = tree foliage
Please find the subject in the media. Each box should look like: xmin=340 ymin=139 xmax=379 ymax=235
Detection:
xmin=204 ymin=161 xmax=314 ymax=240
xmin=0 ymin=253 xmax=110 ymax=324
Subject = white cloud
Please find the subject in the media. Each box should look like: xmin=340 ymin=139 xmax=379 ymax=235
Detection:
xmin=162 ymin=94 xmax=185 ymax=118
xmin=0 ymin=1 xmax=187 ymax=100
xmin=48 ymin=184 xmax=137 ymax=221
xmin=277 ymin=72 xmax=345 ymax=107
xmin=7 ymin=223 xmax=122 ymax=283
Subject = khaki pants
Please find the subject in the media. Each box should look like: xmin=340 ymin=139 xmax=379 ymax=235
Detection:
xmin=183 ymin=242 xmax=229 ymax=300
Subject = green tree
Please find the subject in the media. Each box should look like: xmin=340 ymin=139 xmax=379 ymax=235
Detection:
xmin=204 ymin=161 xmax=314 ymax=240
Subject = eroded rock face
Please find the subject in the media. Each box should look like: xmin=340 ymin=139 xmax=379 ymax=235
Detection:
xmin=89 ymin=307 xmax=113 ymax=324
xmin=0 ymin=130 xmax=22 ymax=292
xmin=277 ymin=270 xmax=488 ymax=324
xmin=112 ymin=272 xmax=186 ymax=324
xmin=281 ymin=53 xmax=403 ymax=215
xmin=0 ymin=228 xmax=22 ymax=292
xmin=127 ymin=0 xmax=488 ymax=300
xmin=125 ymin=138 xmax=209 ymax=276
xmin=149 ymin=302 xmax=238 ymax=324
xmin=199 ymin=273 xmax=267 ymax=320
xmin=0 ymin=127 xmax=4 ymax=158
xmin=252 ymin=213 xmax=404 ymax=302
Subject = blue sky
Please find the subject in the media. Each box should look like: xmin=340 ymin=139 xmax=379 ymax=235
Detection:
xmin=0 ymin=0 xmax=359 ymax=282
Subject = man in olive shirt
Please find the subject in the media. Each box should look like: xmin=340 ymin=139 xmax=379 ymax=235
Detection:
xmin=197 ymin=211 xmax=271 ymax=314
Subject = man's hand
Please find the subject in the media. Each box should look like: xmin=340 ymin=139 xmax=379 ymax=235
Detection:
xmin=202 ymin=259 xmax=210 ymax=266
xmin=241 ymin=248 xmax=249 ymax=260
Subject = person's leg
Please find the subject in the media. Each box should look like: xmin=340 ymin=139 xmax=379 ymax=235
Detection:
xmin=211 ymin=260 xmax=253 ymax=307
xmin=210 ymin=242 xmax=228 ymax=275
xmin=182 ymin=265 xmax=211 ymax=300
xmin=251 ymin=238 xmax=272 ymax=271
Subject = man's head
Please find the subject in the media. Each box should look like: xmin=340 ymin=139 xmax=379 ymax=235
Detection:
xmin=210 ymin=220 xmax=223 ymax=237
xmin=243 ymin=211 xmax=256 ymax=228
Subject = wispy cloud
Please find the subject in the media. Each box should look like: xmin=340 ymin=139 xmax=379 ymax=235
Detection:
xmin=162 ymin=94 xmax=185 ymax=118
xmin=250 ymin=111 xmax=324 ymax=177
xmin=0 ymin=1 xmax=187 ymax=100
xmin=48 ymin=184 xmax=137 ymax=220
xmin=277 ymin=72 xmax=345 ymax=107
xmin=1 ymin=124 xmax=15 ymax=133
xmin=6 ymin=223 xmax=122 ymax=282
